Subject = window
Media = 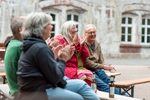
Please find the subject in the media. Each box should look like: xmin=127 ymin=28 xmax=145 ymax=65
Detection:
xmin=46 ymin=13 xmax=58 ymax=38
xmin=141 ymin=18 xmax=150 ymax=44
xmin=67 ymin=14 xmax=79 ymax=32
xmin=121 ymin=17 xmax=133 ymax=43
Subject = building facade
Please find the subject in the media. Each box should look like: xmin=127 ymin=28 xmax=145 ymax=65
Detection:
xmin=0 ymin=0 xmax=150 ymax=58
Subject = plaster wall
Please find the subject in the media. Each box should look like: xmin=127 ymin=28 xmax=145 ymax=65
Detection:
xmin=0 ymin=0 xmax=150 ymax=58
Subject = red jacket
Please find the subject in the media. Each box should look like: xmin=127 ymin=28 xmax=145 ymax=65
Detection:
xmin=55 ymin=35 xmax=89 ymax=79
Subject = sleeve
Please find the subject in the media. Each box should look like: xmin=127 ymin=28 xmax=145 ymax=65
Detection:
xmin=54 ymin=35 xmax=66 ymax=45
xmin=85 ymin=57 xmax=104 ymax=69
xmin=36 ymin=47 xmax=66 ymax=86
xmin=80 ymin=44 xmax=89 ymax=59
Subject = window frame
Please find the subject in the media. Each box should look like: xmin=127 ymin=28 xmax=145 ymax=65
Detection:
xmin=141 ymin=18 xmax=150 ymax=44
xmin=121 ymin=15 xmax=135 ymax=44
xmin=66 ymin=13 xmax=79 ymax=33
xmin=45 ymin=12 xmax=59 ymax=38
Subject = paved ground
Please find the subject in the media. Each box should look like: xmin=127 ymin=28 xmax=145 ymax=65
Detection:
xmin=105 ymin=58 xmax=150 ymax=100
xmin=0 ymin=58 xmax=150 ymax=100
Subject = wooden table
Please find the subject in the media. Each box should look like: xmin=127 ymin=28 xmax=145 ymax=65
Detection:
xmin=0 ymin=47 xmax=5 ymax=59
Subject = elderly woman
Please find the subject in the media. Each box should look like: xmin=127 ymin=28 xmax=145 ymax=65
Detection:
xmin=55 ymin=21 xmax=93 ymax=85
xmin=15 ymin=13 xmax=99 ymax=100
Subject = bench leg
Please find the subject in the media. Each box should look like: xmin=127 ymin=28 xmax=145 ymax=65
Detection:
xmin=119 ymin=88 xmax=121 ymax=94
xmin=131 ymin=86 xmax=134 ymax=97
xmin=2 ymin=76 xmax=6 ymax=84
xmin=119 ymin=85 xmax=134 ymax=97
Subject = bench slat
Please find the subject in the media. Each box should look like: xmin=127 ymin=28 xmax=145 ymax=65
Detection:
xmin=96 ymin=90 xmax=142 ymax=100
xmin=114 ymin=77 xmax=150 ymax=88
xmin=0 ymin=72 xmax=6 ymax=77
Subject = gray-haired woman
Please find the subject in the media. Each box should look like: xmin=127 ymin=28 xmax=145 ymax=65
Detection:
xmin=15 ymin=12 xmax=100 ymax=100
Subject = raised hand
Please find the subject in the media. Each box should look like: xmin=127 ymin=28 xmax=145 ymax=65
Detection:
xmin=52 ymin=45 xmax=63 ymax=58
xmin=73 ymin=33 xmax=78 ymax=46
xmin=80 ymin=34 xmax=87 ymax=47
xmin=46 ymin=37 xmax=59 ymax=49
xmin=58 ymin=44 xmax=75 ymax=62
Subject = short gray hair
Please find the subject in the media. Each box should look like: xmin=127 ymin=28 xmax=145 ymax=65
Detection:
xmin=59 ymin=21 xmax=76 ymax=44
xmin=84 ymin=24 xmax=96 ymax=33
xmin=11 ymin=16 xmax=25 ymax=36
xmin=21 ymin=12 xmax=52 ymax=39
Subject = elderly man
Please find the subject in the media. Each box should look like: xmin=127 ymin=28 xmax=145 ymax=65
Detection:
xmin=4 ymin=16 xmax=26 ymax=96
xmin=84 ymin=24 xmax=126 ymax=95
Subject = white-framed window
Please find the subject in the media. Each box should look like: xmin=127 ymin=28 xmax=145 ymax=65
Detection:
xmin=67 ymin=14 xmax=79 ymax=32
xmin=46 ymin=12 xmax=58 ymax=38
xmin=121 ymin=17 xmax=133 ymax=43
xmin=141 ymin=18 xmax=150 ymax=44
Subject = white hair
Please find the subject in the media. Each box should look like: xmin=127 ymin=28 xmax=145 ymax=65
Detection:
xmin=21 ymin=12 xmax=52 ymax=39
xmin=84 ymin=24 xmax=97 ymax=33
xmin=59 ymin=21 xmax=76 ymax=44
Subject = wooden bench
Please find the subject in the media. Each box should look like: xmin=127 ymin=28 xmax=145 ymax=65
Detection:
xmin=114 ymin=77 xmax=150 ymax=97
xmin=96 ymin=90 xmax=142 ymax=100
xmin=0 ymin=84 xmax=14 ymax=100
xmin=0 ymin=72 xmax=7 ymax=84
xmin=0 ymin=47 xmax=5 ymax=60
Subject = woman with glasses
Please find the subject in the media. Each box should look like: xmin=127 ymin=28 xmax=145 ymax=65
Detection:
xmin=55 ymin=21 xmax=93 ymax=86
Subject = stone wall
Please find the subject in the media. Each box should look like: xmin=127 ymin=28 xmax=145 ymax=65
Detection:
xmin=0 ymin=0 xmax=150 ymax=58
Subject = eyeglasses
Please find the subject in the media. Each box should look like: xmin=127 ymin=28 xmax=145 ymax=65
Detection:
xmin=86 ymin=31 xmax=96 ymax=34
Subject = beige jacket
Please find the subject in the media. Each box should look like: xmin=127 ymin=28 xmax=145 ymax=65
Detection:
xmin=85 ymin=40 xmax=105 ymax=69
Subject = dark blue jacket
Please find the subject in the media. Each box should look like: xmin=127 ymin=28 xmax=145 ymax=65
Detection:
xmin=15 ymin=37 xmax=66 ymax=100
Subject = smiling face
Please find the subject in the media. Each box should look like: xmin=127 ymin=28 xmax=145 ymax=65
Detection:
xmin=43 ymin=23 xmax=53 ymax=40
xmin=69 ymin=24 xmax=77 ymax=38
xmin=85 ymin=26 xmax=96 ymax=44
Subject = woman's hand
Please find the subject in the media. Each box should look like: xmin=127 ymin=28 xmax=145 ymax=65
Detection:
xmin=58 ymin=44 xmax=75 ymax=62
xmin=52 ymin=45 xmax=63 ymax=58
xmin=73 ymin=33 xmax=78 ymax=46
xmin=80 ymin=34 xmax=87 ymax=47
xmin=46 ymin=37 xmax=59 ymax=49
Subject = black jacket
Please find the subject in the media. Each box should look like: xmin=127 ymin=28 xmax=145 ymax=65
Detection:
xmin=15 ymin=37 xmax=66 ymax=100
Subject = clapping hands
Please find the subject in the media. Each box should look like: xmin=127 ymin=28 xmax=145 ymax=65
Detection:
xmin=73 ymin=33 xmax=78 ymax=46
xmin=58 ymin=43 xmax=75 ymax=62
xmin=73 ymin=33 xmax=87 ymax=47
xmin=46 ymin=37 xmax=59 ymax=49
xmin=80 ymin=34 xmax=87 ymax=47
xmin=46 ymin=38 xmax=75 ymax=61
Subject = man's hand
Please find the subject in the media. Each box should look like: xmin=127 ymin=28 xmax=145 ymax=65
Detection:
xmin=103 ymin=64 xmax=116 ymax=73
